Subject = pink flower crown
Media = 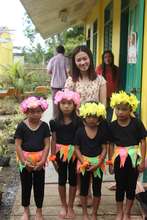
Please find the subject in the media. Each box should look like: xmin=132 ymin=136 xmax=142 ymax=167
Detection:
xmin=54 ymin=89 xmax=80 ymax=106
xmin=20 ymin=96 xmax=48 ymax=113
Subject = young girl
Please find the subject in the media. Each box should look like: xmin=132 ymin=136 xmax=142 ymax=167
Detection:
xmin=108 ymin=91 xmax=147 ymax=220
xmin=49 ymin=89 xmax=81 ymax=219
xmin=74 ymin=102 xmax=108 ymax=220
xmin=15 ymin=96 xmax=50 ymax=220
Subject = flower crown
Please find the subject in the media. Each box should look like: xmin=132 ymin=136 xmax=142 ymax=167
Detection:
xmin=110 ymin=91 xmax=139 ymax=112
xmin=20 ymin=96 xmax=48 ymax=113
xmin=79 ymin=102 xmax=106 ymax=118
xmin=54 ymin=89 xmax=80 ymax=106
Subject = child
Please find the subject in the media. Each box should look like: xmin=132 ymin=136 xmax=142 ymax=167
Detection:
xmin=74 ymin=102 xmax=108 ymax=220
xmin=15 ymin=96 xmax=50 ymax=220
xmin=65 ymin=45 xmax=107 ymax=206
xmin=49 ymin=89 xmax=81 ymax=219
xmin=108 ymin=91 xmax=147 ymax=220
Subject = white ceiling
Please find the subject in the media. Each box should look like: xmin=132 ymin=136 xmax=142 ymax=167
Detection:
xmin=20 ymin=0 xmax=97 ymax=38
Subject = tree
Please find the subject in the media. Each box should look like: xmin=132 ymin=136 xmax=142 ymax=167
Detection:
xmin=22 ymin=13 xmax=85 ymax=64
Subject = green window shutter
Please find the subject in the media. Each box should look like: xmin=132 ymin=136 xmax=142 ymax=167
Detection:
xmin=104 ymin=2 xmax=113 ymax=50
xmin=93 ymin=19 xmax=98 ymax=67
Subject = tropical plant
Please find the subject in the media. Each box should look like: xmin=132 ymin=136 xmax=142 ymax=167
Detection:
xmin=1 ymin=61 xmax=34 ymax=94
xmin=0 ymin=132 xmax=9 ymax=156
xmin=0 ymin=97 xmax=19 ymax=115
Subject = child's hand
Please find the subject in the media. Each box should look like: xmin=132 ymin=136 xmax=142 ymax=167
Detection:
xmin=109 ymin=165 xmax=114 ymax=174
xmin=52 ymin=161 xmax=58 ymax=172
xmin=87 ymin=164 xmax=98 ymax=172
xmin=34 ymin=161 xmax=45 ymax=171
xmin=25 ymin=160 xmax=35 ymax=172
xmin=138 ymin=160 xmax=145 ymax=173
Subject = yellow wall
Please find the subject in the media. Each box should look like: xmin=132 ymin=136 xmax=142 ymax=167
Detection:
xmin=0 ymin=32 xmax=13 ymax=74
xmin=112 ymin=0 xmax=121 ymax=65
xmin=85 ymin=0 xmax=121 ymax=66
xmin=141 ymin=1 xmax=147 ymax=128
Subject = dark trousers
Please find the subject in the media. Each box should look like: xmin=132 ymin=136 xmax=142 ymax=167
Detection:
xmin=56 ymin=152 xmax=77 ymax=186
xmin=20 ymin=168 xmax=45 ymax=208
xmin=80 ymin=171 xmax=103 ymax=197
xmin=114 ymin=156 xmax=139 ymax=202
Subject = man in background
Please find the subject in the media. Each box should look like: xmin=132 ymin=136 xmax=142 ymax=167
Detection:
xmin=47 ymin=45 xmax=69 ymax=118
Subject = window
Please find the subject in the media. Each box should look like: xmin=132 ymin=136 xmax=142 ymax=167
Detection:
xmin=93 ymin=19 xmax=98 ymax=67
xmin=86 ymin=28 xmax=90 ymax=48
xmin=104 ymin=2 xmax=113 ymax=50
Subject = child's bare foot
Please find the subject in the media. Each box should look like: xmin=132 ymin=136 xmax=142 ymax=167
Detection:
xmin=91 ymin=214 xmax=97 ymax=220
xmin=66 ymin=207 xmax=75 ymax=219
xmin=35 ymin=209 xmax=43 ymax=220
xmin=59 ymin=207 xmax=67 ymax=219
xmin=75 ymin=195 xmax=81 ymax=206
xmin=83 ymin=214 xmax=90 ymax=220
xmin=21 ymin=213 xmax=29 ymax=220
xmin=21 ymin=207 xmax=30 ymax=220
xmin=123 ymin=214 xmax=131 ymax=220
xmin=115 ymin=212 xmax=123 ymax=220
xmin=87 ymin=195 xmax=92 ymax=207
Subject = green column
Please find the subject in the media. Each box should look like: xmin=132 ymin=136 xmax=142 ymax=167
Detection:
xmin=143 ymin=170 xmax=147 ymax=183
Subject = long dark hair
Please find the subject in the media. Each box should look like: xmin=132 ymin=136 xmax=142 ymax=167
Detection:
xmin=101 ymin=50 xmax=118 ymax=80
xmin=71 ymin=45 xmax=97 ymax=82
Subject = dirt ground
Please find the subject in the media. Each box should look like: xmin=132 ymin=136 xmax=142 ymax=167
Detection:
xmin=0 ymin=144 xmax=20 ymax=220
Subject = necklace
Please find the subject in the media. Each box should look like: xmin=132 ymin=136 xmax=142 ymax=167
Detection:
xmin=25 ymin=119 xmax=41 ymax=131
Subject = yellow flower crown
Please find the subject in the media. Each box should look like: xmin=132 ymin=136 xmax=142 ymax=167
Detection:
xmin=79 ymin=102 xmax=106 ymax=118
xmin=110 ymin=91 xmax=139 ymax=112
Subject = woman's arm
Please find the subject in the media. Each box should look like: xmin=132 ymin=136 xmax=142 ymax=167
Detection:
xmin=99 ymin=82 xmax=107 ymax=107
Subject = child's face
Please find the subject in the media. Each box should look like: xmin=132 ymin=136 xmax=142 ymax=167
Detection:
xmin=59 ymin=99 xmax=75 ymax=115
xmin=104 ymin=52 xmax=112 ymax=65
xmin=27 ymin=106 xmax=43 ymax=121
xmin=75 ymin=51 xmax=90 ymax=73
xmin=115 ymin=103 xmax=132 ymax=121
xmin=85 ymin=115 xmax=99 ymax=127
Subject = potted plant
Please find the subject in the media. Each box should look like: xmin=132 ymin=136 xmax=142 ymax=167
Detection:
xmin=0 ymin=133 xmax=10 ymax=167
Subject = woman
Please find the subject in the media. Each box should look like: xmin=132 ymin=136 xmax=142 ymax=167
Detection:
xmin=65 ymin=45 xmax=106 ymax=106
xmin=96 ymin=50 xmax=120 ymax=121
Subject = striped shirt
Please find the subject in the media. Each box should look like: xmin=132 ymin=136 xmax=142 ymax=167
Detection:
xmin=47 ymin=53 xmax=69 ymax=88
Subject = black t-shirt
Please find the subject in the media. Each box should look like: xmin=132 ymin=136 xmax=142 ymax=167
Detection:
xmin=14 ymin=121 xmax=50 ymax=152
xmin=49 ymin=117 xmax=82 ymax=145
xmin=74 ymin=120 xmax=109 ymax=157
xmin=109 ymin=117 xmax=147 ymax=147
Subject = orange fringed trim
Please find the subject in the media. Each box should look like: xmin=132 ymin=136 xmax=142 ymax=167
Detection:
xmin=48 ymin=155 xmax=56 ymax=161
xmin=106 ymin=160 xmax=113 ymax=165
xmin=61 ymin=146 xmax=69 ymax=161
xmin=80 ymin=161 xmax=90 ymax=169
